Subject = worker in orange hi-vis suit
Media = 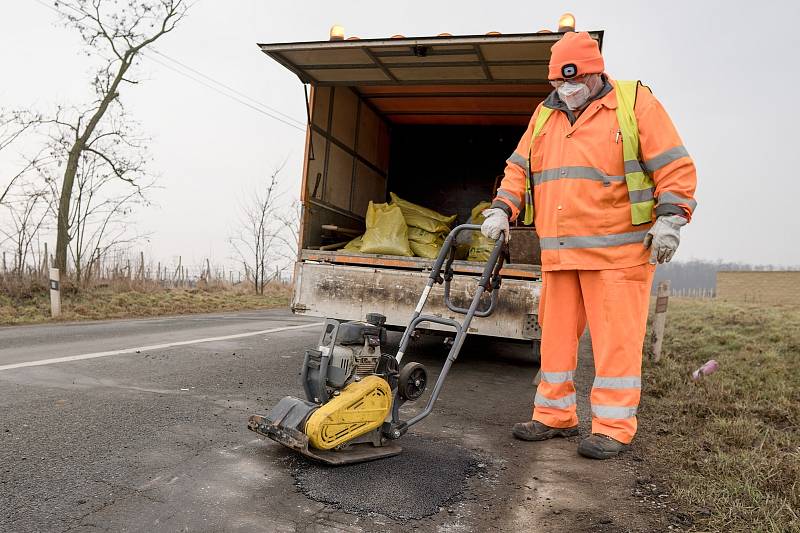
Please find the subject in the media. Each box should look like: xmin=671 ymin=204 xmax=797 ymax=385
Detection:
xmin=481 ymin=32 xmax=697 ymax=459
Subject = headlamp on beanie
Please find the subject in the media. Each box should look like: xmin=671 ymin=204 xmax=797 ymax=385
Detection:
xmin=548 ymin=31 xmax=604 ymax=81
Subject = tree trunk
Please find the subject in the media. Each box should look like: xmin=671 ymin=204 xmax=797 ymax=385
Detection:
xmin=54 ymin=151 xmax=81 ymax=273
xmin=54 ymin=54 xmax=133 ymax=274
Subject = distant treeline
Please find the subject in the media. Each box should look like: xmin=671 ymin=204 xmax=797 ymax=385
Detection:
xmin=652 ymin=260 xmax=800 ymax=294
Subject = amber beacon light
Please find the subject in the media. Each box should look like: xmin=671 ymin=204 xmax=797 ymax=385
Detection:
xmin=558 ymin=13 xmax=576 ymax=32
xmin=329 ymin=25 xmax=345 ymax=41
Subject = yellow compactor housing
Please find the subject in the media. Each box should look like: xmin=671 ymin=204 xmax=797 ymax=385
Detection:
xmin=304 ymin=375 xmax=392 ymax=450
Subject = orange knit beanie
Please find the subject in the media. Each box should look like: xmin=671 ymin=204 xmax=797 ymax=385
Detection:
xmin=548 ymin=32 xmax=604 ymax=80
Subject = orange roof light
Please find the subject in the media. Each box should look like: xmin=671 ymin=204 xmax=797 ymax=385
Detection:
xmin=391 ymin=34 xmax=405 ymax=39
xmin=558 ymin=13 xmax=576 ymax=32
xmin=347 ymin=36 xmax=360 ymax=40
xmin=486 ymin=31 xmax=501 ymax=36
xmin=330 ymin=25 xmax=345 ymax=41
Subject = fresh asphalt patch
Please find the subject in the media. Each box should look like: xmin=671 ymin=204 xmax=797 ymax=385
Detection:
xmin=290 ymin=434 xmax=483 ymax=519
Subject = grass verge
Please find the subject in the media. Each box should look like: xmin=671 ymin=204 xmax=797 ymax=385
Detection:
xmin=0 ymin=278 xmax=291 ymax=325
xmin=641 ymin=298 xmax=799 ymax=532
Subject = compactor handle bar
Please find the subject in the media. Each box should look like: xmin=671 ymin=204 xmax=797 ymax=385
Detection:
xmin=389 ymin=225 xmax=508 ymax=436
xmin=430 ymin=224 xmax=507 ymax=318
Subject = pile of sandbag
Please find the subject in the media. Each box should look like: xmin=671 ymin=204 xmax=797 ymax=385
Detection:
xmin=390 ymin=192 xmax=456 ymax=259
xmin=340 ymin=192 xmax=456 ymax=259
xmin=343 ymin=201 xmax=413 ymax=256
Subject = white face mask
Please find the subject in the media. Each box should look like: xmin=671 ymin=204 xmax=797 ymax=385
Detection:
xmin=557 ymin=82 xmax=590 ymax=110
xmin=556 ymin=74 xmax=603 ymax=110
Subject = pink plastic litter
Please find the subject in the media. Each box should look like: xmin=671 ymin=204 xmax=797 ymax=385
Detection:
xmin=691 ymin=359 xmax=719 ymax=381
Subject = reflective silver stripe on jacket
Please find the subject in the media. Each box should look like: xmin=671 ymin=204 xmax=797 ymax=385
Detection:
xmin=534 ymin=392 xmax=576 ymax=409
xmin=593 ymin=376 xmax=641 ymax=389
xmin=628 ymin=187 xmax=655 ymax=204
xmin=624 ymin=159 xmax=644 ymax=174
xmin=592 ymin=404 xmax=638 ymax=419
xmin=507 ymin=151 xmax=527 ymax=170
xmin=539 ymin=229 xmax=650 ymax=250
xmin=533 ymin=166 xmax=625 ymax=186
xmin=496 ymin=188 xmax=522 ymax=209
xmin=658 ymin=191 xmax=697 ymax=211
xmin=644 ymin=145 xmax=690 ymax=173
xmin=541 ymin=370 xmax=575 ymax=384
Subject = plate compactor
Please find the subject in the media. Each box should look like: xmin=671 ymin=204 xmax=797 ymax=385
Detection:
xmin=248 ymin=224 xmax=507 ymax=464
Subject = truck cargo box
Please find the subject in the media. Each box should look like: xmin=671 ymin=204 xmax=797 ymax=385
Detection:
xmin=259 ymin=31 xmax=603 ymax=341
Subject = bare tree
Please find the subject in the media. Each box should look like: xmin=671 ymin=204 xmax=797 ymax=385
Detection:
xmin=272 ymin=199 xmax=301 ymax=276
xmin=0 ymin=181 xmax=49 ymax=276
xmin=38 ymin=106 xmax=154 ymax=284
xmin=230 ymin=166 xmax=291 ymax=295
xmin=45 ymin=0 xmax=188 ymax=273
xmin=0 ymin=110 xmax=45 ymax=207
xmin=42 ymin=145 xmax=153 ymax=284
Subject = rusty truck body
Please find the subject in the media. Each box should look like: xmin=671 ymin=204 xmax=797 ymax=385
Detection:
xmin=258 ymin=30 xmax=604 ymax=347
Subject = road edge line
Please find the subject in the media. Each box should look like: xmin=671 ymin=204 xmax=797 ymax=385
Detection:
xmin=0 ymin=322 xmax=324 ymax=372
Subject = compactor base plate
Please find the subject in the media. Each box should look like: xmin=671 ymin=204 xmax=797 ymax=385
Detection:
xmin=248 ymin=414 xmax=402 ymax=465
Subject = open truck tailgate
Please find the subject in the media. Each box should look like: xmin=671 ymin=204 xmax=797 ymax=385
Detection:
xmin=293 ymin=261 xmax=541 ymax=340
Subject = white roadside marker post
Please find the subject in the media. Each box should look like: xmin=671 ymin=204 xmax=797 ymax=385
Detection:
xmin=49 ymin=267 xmax=61 ymax=318
xmin=651 ymin=280 xmax=670 ymax=362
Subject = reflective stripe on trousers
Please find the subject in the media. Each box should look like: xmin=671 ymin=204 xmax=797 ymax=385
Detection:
xmin=534 ymin=392 xmax=577 ymax=409
xmin=593 ymin=376 xmax=641 ymax=389
xmin=541 ymin=370 xmax=575 ymax=384
xmin=592 ymin=405 xmax=638 ymax=419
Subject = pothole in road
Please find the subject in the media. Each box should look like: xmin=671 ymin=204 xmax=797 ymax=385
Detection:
xmin=290 ymin=435 xmax=482 ymax=520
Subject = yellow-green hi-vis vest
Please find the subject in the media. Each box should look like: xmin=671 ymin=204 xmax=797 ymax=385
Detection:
xmin=523 ymin=80 xmax=656 ymax=226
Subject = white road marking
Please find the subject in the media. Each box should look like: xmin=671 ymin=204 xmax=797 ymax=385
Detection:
xmin=0 ymin=322 xmax=323 ymax=372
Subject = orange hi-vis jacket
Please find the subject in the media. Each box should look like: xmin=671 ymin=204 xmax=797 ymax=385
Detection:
xmin=491 ymin=78 xmax=697 ymax=271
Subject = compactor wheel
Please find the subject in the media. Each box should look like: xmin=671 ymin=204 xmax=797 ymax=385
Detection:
xmin=399 ymin=362 xmax=427 ymax=401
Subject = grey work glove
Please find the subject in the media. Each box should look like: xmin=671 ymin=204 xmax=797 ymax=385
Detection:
xmin=480 ymin=208 xmax=510 ymax=242
xmin=643 ymin=214 xmax=687 ymax=264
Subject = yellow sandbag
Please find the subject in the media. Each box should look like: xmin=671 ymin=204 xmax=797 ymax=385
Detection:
xmin=468 ymin=201 xmax=495 ymax=262
xmin=408 ymin=227 xmax=446 ymax=245
xmin=403 ymin=213 xmax=452 ymax=234
xmin=409 ymin=241 xmax=441 ymax=259
xmin=360 ymin=202 xmax=414 ymax=256
xmin=390 ymin=192 xmax=457 ymax=225
xmin=342 ymin=235 xmax=363 ymax=252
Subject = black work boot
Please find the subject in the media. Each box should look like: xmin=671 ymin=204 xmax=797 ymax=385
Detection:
xmin=577 ymin=433 xmax=630 ymax=459
xmin=512 ymin=420 xmax=579 ymax=441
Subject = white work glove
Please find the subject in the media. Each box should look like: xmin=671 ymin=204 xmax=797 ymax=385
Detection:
xmin=643 ymin=214 xmax=687 ymax=264
xmin=480 ymin=208 xmax=510 ymax=242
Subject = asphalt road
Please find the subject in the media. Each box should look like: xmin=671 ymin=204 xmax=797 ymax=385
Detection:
xmin=0 ymin=309 xmax=662 ymax=532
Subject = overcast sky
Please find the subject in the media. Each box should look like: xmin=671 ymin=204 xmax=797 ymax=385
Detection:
xmin=2 ymin=0 xmax=799 ymax=270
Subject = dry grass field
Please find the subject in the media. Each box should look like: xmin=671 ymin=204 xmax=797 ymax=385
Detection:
xmin=0 ymin=277 xmax=291 ymax=325
xmin=641 ymin=298 xmax=799 ymax=532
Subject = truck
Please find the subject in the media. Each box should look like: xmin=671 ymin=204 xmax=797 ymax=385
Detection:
xmin=257 ymin=25 xmax=604 ymax=354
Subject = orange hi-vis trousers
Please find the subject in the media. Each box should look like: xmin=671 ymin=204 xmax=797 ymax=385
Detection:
xmin=532 ymin=263 xmax=655 ymax=444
